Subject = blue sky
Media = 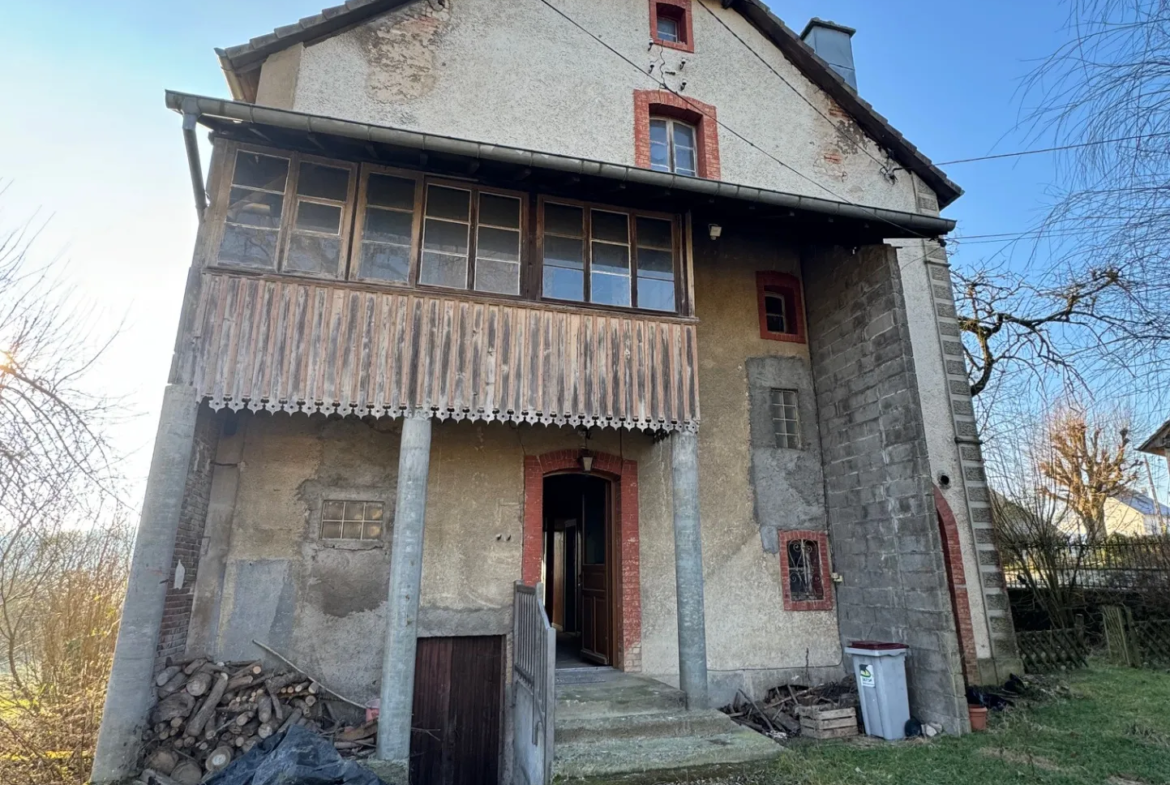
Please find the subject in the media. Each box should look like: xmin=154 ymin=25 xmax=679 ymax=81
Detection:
xmin=3 ymin=0 xmax=1149 ymax=498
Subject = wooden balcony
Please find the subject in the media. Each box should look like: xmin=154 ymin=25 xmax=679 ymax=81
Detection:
xmin=192 ymin=272 xmax=700 ymax=433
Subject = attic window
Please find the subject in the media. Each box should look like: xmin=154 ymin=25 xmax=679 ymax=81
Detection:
xmin=650 ymin=0 xmax=694 ymax=53
xmin=756 ymin=272 xmax=806 ymax=344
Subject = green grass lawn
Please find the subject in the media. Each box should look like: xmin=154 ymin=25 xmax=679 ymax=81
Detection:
xmin=765 ymin=665 xmax=1170 ymax=785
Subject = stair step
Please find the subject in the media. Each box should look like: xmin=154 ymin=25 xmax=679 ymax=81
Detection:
xmin=556 ymin=674 xmax=686 ymax=719
xmin=555 ymin=709 xmax=737 ymax=743
xmin=552 ymin=727 xmax=782 ymax=783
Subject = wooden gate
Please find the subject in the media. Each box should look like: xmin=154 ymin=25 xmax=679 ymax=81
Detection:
xmin=411 ymin=636 xmax=504 ymax=785
xmin=512 ymin=583 xmax=555 ymax=785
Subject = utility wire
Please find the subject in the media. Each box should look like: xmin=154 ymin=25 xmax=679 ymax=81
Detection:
xmin=530 ymin=0 xmax=933 ymax=241
xmin=692 ymin=0 xmax=900 ymax=179
xmin=934 ymin=131 xmax=1170 ymax=166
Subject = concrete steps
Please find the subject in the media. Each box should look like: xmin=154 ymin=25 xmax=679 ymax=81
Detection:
xmin=552 ymin=670 xmax=782 ymax=783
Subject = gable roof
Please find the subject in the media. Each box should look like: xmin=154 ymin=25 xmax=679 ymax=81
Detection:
xmin=215 ymin=0 xmax=962 ymax=208
xmin=1139 ymin=419 xmax=1170 ymax=457
xmin=1112 ymin=489 xmax=1170 ymax=518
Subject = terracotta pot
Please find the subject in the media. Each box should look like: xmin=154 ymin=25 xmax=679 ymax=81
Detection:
xmin=968 ymin=705 xmax=989 ymax=732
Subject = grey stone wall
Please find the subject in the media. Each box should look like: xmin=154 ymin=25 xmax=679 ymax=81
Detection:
xmin=802 ymin=244 xmax=968 ymax=732
xmin=155 ymin=404 xmax=220 ymax=670
xmin=746 ymin=355 xmax=827 ymax=553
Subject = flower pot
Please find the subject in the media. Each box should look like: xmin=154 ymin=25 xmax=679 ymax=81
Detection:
xmin=968 ymin=705 xmax=989 ymax=731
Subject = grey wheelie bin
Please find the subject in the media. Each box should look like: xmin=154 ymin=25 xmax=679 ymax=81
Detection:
xmin=844 ymin=641 xmax=910 ymax=740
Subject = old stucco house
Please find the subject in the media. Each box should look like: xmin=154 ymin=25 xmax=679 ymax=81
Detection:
xmin=93 ymin=1 xmax=1021 ymax=782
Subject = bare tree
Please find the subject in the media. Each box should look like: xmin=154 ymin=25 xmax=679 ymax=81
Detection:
xmin=1038 ymin=405 xmax=1138 ymax=541
xmin=954 ymin=0 xmax=1170 ymax=403
xmin=0 ymin=197 xmax=129 ymax=784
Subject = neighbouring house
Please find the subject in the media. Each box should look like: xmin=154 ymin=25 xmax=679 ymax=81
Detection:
xmin=1105 ymin=490 xmax=1170 ymax=537
xmin=92 ymin=1 xmax=1021 ymax=782
xmin=1139 ymin=419 xmax=1170 ymax=466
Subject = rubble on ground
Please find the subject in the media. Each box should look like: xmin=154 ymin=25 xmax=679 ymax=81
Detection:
xmin=720 ymin=678 xmax=859 ymax=741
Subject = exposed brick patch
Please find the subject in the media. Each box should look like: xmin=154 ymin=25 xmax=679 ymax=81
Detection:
xmin=779 ymin=530 xmax=834 ymax=612
xmin=935 ymin=487 xmax=980 ymax=685
xmin=155 ymin=406 xmax=219 ymax=671
xmin=522 ymin=449 xmax=641 ymax=672
xmin=634 ymin=90 xmax=721 ymax=180
xmin=756 ymin=271 xmax=807 ymax=344
xmin=649 ymin=0 xmax=694 ymax=53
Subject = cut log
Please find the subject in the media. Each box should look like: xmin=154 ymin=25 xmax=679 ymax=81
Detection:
xmin=336 ymin=721 xmax=377 ymax=742
xmin=182 ymin=659 xmax=208 ymax=676
xmin=155 ymin=666 xmax=182 ymax=688
xmin=307 ymin=682 xmax=319 ymax=695
xmin=257 ymin=719 xmax=279 ymax=739
xmin=226 ymin=674 xmax=254 ymax=692
xmin=229 ymin=661 xmax=263 ymax=679
xmin=170 ymin=759 xmax=202 ymax=785
xmin=277 ymin=709 xmax=303 ymax=734
xmin=185 ymin=671 xmax=213 ymax=698
xmin=234 ymin=711 xmax=255 ymax=727
xmin=145 ymin=749 xmax=178 ymax=776
xmin=268 ymin=684 xmax=284 ymax=722
xmin=158 ymin=672 xmax=189 ymax=698
xmin=257 ymin=696 xmax=273 ymax=724
xmin=154 ymin=693 xmax=196 ymax=724
xmin=185 ymin=672 xmax=229 ymax=738
xmin=241 ymin=737 xmax=258 ymax=754
xmin=205 ymin=746 xmax=233 ymax=775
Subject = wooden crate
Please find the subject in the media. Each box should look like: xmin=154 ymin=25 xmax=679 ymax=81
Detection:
xmin=799 ymin=707 xmax=859 ymax=740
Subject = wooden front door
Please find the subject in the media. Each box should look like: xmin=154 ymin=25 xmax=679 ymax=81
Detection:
xmin=411 ymin=636 xmax=504 ymax=785
xmin=579 ymin=479 xmax=610 ymax=664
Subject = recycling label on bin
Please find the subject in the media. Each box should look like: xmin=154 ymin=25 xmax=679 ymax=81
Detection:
xmin=858 ymin=664 xmax=875 ymax=688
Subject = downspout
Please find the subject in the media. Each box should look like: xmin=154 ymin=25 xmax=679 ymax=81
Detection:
xmin=181 ymin=99 xmax=208 ymax=222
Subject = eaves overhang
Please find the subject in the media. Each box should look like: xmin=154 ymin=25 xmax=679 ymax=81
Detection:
xmin=167 ymin=90 xmax=955 ymax=240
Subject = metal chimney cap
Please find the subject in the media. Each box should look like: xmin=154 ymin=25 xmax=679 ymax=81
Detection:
xmin=800 ymin=18 xmax=857 ymax=40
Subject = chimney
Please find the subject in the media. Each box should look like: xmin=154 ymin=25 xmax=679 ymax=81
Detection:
xmin=800 ymin=18 xmax=857 ymax=90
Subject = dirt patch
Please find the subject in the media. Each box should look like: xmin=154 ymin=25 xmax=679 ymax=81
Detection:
xmin=978 ymin=747 xmax=1065 ymax=772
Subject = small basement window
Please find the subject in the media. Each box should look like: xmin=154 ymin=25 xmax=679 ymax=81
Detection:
xmin=780 ymin=531 xmax=832 ymax=611
xmin=756 ymin=272 xmax=806 ymax=343
xmin=769 ymin=389 xmax=800 ymax=449
xmin=321 ymin=500 xmax=384 ymax=541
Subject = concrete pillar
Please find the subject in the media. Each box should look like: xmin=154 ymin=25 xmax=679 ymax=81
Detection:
xmin=670 ymin=429 xmax=709 ymax=709
xmin=376 ymin=415 xmax=434 ymax=779
xmin=91 ymin=385 xmax=201 ymax=783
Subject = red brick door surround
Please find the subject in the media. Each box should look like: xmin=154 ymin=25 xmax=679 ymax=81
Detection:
xmin=523 ymin=450 xmax=642 ymax=672
xmin=935 ymin=486 xmax=980 ymax=684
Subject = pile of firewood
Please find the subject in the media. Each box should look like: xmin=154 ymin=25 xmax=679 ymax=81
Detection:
xmin=138 ymin=654 xmax=374 ymax=785
xmin=722 ymin=678 xmax=859 ymax=741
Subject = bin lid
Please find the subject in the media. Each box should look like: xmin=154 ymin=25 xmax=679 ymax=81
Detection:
xmin=847 ymin=641 xmax=908 ymax=651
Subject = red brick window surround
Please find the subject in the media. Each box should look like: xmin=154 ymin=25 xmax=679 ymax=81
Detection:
xmin=523 ymin=450 xmax=642 ymax=672
xmin=649 ymin=0 xmax=694 ymax=53
xmin=756 ymin=271 xmax=806 ymax=344
xmin=780 ymin=530 xmax=833 ymax=612
xmin=634 ymin=90 xmax=721 ymax=180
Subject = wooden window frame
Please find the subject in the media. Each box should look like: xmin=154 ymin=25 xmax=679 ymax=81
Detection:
xmin=756 ymin=271 xmax=806 ymax=344
xmin=779 ymin=530 xmax=833 ymax=612
xmin=634 ymin=90 xmax=720 ymax=180
xmin=649 ymin=0 xmax=694 ymax=53
xmin=649 ymin=117 xmax=699 ymax=176
xmin=415 ymin=177 xmax=530 ymax=297
xmin=205 ymin=141 xmax=358 ymax=280
xmin=349 ymin=163 xmax=425 ymax=286
xmin=536 ymin=196 xmax=684 ymax=315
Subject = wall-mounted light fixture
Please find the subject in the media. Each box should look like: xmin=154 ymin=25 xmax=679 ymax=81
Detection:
xmin=708 ymin=223 xmax=723 ymax=241
xmin=580 ymin=449 xmax=594 ymax=473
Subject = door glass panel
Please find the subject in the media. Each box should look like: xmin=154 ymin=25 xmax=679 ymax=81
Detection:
xmin=583 ymin=502 xmax=605 ymax=565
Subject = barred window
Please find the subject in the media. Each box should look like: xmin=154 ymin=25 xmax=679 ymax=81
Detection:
xmin=321 ymin=500 xmax=384 ymax=541
xmin=770 ymin=389 xmax=800 ymax=449
xmin=786 ymin=539 xmax=824 ymax=602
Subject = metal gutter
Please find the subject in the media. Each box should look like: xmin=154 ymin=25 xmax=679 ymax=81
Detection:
xmin=165 ymin=90 xmax=956 ymax=236
xmin=180 ymin=106 xmax=208 ymax=222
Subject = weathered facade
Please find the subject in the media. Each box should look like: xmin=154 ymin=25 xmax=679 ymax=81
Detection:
xmin=93 ymin=1 xmax=1020 ymax=782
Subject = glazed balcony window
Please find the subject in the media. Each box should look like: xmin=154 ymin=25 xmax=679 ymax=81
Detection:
xmin=208 ymin=143 xmax=684 ymax=315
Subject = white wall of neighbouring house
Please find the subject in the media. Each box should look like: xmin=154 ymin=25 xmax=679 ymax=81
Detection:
xmin=255 ymin=0 xmax=927 ymax=215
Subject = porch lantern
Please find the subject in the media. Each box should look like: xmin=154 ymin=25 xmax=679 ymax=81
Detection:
xmin=580 ymin=450 xmax=594 ymax=473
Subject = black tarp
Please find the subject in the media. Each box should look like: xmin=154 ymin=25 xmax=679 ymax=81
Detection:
xmin=205 ymin=725 xmax=384 ymax=785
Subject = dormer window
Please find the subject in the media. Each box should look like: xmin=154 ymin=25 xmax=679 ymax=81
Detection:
xmin=650 ymin=0 xmax=694 ymax=53
xmin=649 ymin=118 xmax=697 ymax=176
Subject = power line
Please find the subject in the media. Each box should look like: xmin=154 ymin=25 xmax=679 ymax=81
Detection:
xmin=934 ymin=131 xmax=1170 ymax=166
xmin=530 ymin=0 xmax=931 ymax=240
xmin=692 ymin=0 xmax=899 ymax=178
